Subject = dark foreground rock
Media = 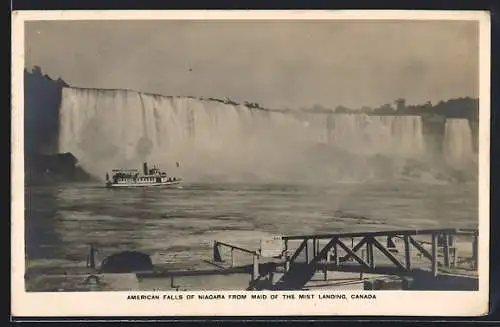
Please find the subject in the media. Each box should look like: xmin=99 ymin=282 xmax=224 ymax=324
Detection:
xmin=100 ymin=251 xmax=154 ymax=273
xmin=25 ymin=152 xmax=95 ymax=185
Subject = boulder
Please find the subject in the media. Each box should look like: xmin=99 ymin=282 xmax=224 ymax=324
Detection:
xmin=100 ymin=251 xmax=153 ymax=273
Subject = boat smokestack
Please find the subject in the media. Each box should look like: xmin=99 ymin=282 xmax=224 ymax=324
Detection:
xmin=143 ymin=162 xmax=148 ymax=175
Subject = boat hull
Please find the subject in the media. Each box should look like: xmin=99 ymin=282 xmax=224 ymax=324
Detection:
xmin=105 ymin=181 xmax=181 ymax=188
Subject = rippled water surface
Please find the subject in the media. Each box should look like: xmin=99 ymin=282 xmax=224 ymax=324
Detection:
xmin=25 ymin=181 xmax=478 ymax=269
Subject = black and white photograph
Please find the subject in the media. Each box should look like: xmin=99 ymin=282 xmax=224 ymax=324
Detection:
xmin=11 ymin=10 xmax=490 ymax=317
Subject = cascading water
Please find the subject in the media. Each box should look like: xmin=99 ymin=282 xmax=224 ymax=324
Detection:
xmin=58 ymin=87 xmax=475 ymax=183
xmin=443 ymin=119 xmax=475 ymax=165
xmin=323 ymin=114 xmax=425 ymax=157
xmin=59 ymin=88 xmax=322 ymax=181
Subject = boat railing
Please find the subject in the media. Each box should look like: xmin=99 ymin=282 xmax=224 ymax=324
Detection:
xmin=112 ymin=169 xmax=139 ymax=173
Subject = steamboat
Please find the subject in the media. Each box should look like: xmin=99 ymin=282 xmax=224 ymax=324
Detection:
xmin=105 ymin=162 xmax=182 ymax=188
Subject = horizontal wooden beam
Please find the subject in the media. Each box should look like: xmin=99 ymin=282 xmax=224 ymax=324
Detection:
xmin=282 ymin=228 xmax=463 ymax=240
xmin=456 ymin=229 xmax=479 ymax=236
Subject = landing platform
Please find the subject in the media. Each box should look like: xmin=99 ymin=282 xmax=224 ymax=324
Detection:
xmin=25 ymin=227 xmax=479 ymax=292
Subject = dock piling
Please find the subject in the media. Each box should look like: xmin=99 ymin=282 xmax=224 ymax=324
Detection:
xmin=305 ymin=239 xmax=310 ymax=263
xmin=213 ymin=241 xmax=223 ymax=262
xmin=367 ymin=238 xmax=375 ymax=269
xmin=334 ymin=241 xmax=339 ymax=267
xmin=472 ymin=232 xmax=478 ymax=269
xmin=403 ymin=235 xmax=411 ymax=271
xmin=324 ymin=248 xmax=331 ymax=281
xmin=87 ymin=244 xmax=96 ymax=269
xmin=252 ymin=254 xmax=259 ymax=281
xmin=431 ymin=234 xmax=438 ymax=277
xmin=450 ymin=235 xmax=458 ymax=268
xmin=231 ymin=248 xmax=235 ymax=268
xmin=443 ymin=233 xmax=450 ymax=268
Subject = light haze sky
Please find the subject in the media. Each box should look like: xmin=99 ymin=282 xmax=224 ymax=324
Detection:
xmin=25 ymin=20 xmax=479 ymax=110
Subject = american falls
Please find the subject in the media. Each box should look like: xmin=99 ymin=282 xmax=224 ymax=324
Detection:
xmin=57 ymin=87 xmax=477 ymax=183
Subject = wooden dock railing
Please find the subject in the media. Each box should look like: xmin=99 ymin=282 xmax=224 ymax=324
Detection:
xmin=211 ymin=228 xmax=478 ymax=290
xmin=80 ymin=227 xmax=478 ymax=291
xmin=213 ymin=241 xmax=260 ymax=280
xmin=280 ymin=228 xmax=479 ymax=278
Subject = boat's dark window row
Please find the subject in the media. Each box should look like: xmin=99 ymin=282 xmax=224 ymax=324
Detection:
xmin=115 ymin=177 xmax=178 ymax=183
xmin=138 ymin=178 xmax=156 ymax=182
xmin=116 ymin=177 xmax=157 ymax=183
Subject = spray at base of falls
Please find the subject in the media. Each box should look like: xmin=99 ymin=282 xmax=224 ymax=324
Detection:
xmin=58 ymin=87 xmax=477 ymax=184
xmin=443 ymin=119 xmax=475 ymax=166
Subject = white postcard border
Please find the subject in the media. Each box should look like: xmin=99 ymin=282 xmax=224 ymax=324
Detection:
xmin=11 ymin=10 xmax=491 ymax=317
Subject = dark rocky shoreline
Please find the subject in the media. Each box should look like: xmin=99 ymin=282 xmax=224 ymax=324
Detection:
xmin=25 ymin=152 xmax=95 ymax=186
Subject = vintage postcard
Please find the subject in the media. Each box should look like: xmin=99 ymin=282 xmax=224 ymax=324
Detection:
xmin=11 ymin=10 xmax=490 ymax=317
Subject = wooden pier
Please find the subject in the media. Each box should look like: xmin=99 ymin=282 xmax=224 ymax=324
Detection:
xmin=25 ymin=228 xmax=479 ymax=292
xmin=209 ymin=228 xmax=479 ymax=291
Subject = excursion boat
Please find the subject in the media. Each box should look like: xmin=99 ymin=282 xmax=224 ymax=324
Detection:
xmin=105 ymin=162 xmax=182 ymax=188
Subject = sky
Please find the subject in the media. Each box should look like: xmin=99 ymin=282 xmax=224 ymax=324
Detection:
xmin=24 ymin=19 xmax=479 ymax=110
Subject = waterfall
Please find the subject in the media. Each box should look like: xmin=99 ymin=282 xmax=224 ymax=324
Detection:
xmin=323 ymin=114 xmax=425 ymax=157
xmin=59 ymin=87 xmax=463 ymax=183
xmin=443 ymin=119 xmax=474 ymax=165
xmin=59 ymin=88 xmax=321 ymax=180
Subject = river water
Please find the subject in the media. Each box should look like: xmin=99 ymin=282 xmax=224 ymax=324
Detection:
xmin=25 ymin=180 xmax=478 ymax=270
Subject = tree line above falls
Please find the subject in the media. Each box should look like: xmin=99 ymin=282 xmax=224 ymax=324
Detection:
xmin=25 ymin=65 xmax=478 ymax=121
xmin=196 ymin=96 xmax=479 ymax=124
xmin=301 ymin=97 xmax=479 ymax=123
